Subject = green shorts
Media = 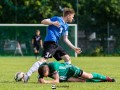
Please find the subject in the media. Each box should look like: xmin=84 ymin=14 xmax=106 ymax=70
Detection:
xmin=65 ymin=65 xmax=83 ymax=80
xmin=71 ymin=65 xmax=83 ymax=77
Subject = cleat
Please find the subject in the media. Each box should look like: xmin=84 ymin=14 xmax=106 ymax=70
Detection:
xmin=23 ymin=73 xmax=30 ymax=83
xmin=111 ymin=78 xmax=116 ymax=82
xmin=106 ymin=77 xmax=116 ymax=82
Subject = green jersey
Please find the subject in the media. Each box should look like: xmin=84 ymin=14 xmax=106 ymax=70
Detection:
xmin=47 ymin=62 xmax=83 ymax=81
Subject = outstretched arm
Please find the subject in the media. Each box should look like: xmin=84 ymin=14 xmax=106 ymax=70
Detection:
xmin=40 ymin=40 xmax=43 ymax=48
xmin=38 ymin=72 xmax=59 ymax=84
xmin=63 ymin=35 xmax=82 ymax=54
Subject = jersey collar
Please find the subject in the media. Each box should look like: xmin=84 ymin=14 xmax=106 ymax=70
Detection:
xmin=60 ymin=17 xmax=67 ymax=24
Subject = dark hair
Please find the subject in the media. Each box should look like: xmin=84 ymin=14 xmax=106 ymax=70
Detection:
xmin=38 ymin=65 xmax=48 ymax=78
xmin=63 ymin=8 xmax=75 ymax=17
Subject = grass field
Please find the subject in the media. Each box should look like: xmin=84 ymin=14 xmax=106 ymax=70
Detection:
xmin=0 ymin=56 xmax=120 ymax=90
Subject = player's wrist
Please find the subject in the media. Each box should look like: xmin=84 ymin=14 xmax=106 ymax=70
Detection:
xmin=71 ymin=46 xmax=76 ymax=50
xmin=51 ymin=22 xmax=54 ymax=25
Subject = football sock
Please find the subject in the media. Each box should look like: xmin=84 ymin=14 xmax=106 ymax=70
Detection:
xmin=106 ymin=76 xmax=114 ymax=82
xmin=86 ymin=79 xmax=103 ymax=82
xmin=92 ymin=72 xmax=107 ymax=81
xmin=26 ymin=61 xmax=43 ymax=77
xmin=86 ymin=78 xmax=114 ymax=82
xmin=64 ymin=61 xmax=71 ymax=64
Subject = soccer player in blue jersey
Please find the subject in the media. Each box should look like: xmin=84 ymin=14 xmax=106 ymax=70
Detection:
xmin=23 ymin=8 xmax=81 ymax=83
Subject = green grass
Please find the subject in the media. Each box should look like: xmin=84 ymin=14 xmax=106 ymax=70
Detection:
xmin=0 ymin=57 xmax=120 ymax=90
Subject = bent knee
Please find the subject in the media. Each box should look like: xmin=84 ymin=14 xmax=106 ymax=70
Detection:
xmin=86 ymin=74 xmax=93 ymax=79
xmin=62 ymin=55 xmax=71 ymax=62
xmin=82 ymin=72 xmax=93 ymax=79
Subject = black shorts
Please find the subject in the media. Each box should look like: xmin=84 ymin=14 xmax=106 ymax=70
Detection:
xmin=42 ymin=41 xmax=67 ymax=61
xmin=33 ymin=45 xmax=40 ymax=51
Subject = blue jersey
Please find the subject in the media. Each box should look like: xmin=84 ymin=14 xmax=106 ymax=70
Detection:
xmin=44 ymin=16 xmax=69 ymax=43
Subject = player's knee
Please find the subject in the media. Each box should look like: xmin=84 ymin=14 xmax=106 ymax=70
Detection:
xmin=34 ymin=50 xmax=38 ymax=53
xmin=82 ymin=72 xmax=93 ymax=79
xmin=67 ymin=55 xmax=71 ymax=61
xmin=62 ymin=55 xmax=71 ymax=62
xmin=40 ymin=57 xmax=47 ymax=62
xmin=86 ymin=74 xmax=93 ymax=79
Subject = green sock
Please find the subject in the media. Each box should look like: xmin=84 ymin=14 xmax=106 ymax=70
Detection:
xmin=86 ymin=79 xmax=103 ymax=82
xmin=92 ymin=72 xmax=107 ymax=80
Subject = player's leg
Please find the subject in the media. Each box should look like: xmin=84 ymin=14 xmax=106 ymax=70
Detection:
xmin=61 ymin=54 xmax=71 ymax=64
xmin=23 ymin=42 xmax=54 ymax=83
xmin=53 ymin=45 xmax=71 ymax=64
xmin=67 ymin=77 xmax=103 ymax=82
xmin=27 ymin=43 xmax=57 ymax=76
xmin=67 ymin=77 xmax=86 ymax=82
xmin=26 ymin=58 xmax=47 ymax=76
xmin=23 ymin=57 xmax=47 ymax=83
xmin=81 ymin=72 xmax=115 ymax=82
xmin=86 ymin=79 xmax=104 ymax=82
xmin=36 ymin=46 xmax=40 ymax=60
xmin=69 ymin=65 xmax=115 ymax=82
xmin=33 ymin=46 xmax=39 ymax=59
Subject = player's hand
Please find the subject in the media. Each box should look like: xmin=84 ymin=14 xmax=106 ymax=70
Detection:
xmin=52 ymin=21 xmax=60 ymax=28
xmin=41 ymin=45 xmax=43 ymax=49
xmin=74 ymin=47 xmax=82 ymax=54
xmin=39 ymin=79 xmax=46 ymax=84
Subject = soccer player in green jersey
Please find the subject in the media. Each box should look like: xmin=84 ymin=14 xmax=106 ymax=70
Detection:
xmin=38 ymin=62 xmax=115 ymax=83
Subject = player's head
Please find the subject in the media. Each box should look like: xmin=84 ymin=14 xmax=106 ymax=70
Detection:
xmin=38 ymin=65 xmax=49 ymax=77
xmin=63 ymin=8 xmax=75 ymax=23
xmin=36 ymin=30 xmax=40 ymax=36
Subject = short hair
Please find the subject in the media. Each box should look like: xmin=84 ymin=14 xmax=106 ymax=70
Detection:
xmin=63 ymin=8 xmax=75 ymax=17
xmin=36 ymin=30 xmax=40 ymax=33
xmin=38 ymin=65 xmax=48 ymax=78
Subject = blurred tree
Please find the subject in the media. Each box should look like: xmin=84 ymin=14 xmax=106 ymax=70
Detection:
xmin=0 ymin=0 xmax=120 ymax=54
xmin=0 ymin=0 xmax=74 ymax=23
xmin=0 ymin=0 xmax=120 ymax=24
xmin=77 ymin=0 xmax=120 ymax=53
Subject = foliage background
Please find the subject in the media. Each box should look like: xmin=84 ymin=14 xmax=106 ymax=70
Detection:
xmin=0 ymin=0 xmax=120 ymax=56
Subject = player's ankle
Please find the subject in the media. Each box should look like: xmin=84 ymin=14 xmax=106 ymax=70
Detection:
xmin=106 ymin=77 xmax=115 ymax=82
xmin=23 ymin=73 xmax=30 ymax=83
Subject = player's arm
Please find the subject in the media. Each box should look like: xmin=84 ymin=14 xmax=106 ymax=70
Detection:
xmin=67 ymin=77 xmax=85 ymax=82
xmin=32 ymin=38 xmax=34 ymax=45
xmin=41 ymin=19 xmax=60 ymax=27
xmin=63 ymin=35 xmax=82 ymax=54
xmin=38 ymin=71 xmax=60 ymax=84
xmin=40 ymin=39 xmax=43 ymax=48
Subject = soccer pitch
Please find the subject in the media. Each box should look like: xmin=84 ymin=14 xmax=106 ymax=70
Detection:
xmin=0 ymin=57 xmax=120 ymax=90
